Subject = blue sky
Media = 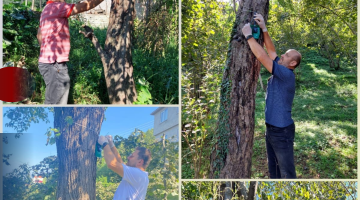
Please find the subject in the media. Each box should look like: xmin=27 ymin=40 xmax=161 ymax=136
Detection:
xmin=2 ymin=107 xmax=158 ymax=175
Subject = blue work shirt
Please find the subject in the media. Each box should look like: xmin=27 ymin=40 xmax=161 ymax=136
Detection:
xmin=265 ymin=56 xmax=295 ymax=127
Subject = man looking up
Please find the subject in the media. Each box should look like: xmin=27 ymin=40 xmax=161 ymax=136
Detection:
xmin=97 ymin=135 xmax=151 ymax=200
xmin=242 ymin=13 xmax=301 ymax=179
xmin=37 ymin=0 xmax=104 ymax=104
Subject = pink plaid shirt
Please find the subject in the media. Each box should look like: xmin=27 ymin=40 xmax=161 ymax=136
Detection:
xmin=38 ymin=1 xmax=75 ymax=63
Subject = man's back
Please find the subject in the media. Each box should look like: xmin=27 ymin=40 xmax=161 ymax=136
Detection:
xmin=39 ymin=2 xmax=75 ymax=63
xmin=113 ymin=164 xmax=149 ymax=200
xmin=265 ymin=57 xmax=295 ymax=127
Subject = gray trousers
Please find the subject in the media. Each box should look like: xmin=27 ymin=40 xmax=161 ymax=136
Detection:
xmin=38 ymin=62 xmax=70 ymax=104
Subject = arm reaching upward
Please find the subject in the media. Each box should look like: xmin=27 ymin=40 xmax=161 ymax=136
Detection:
xmin=242 ymin=23 xmax=273 ymax=73
xmin=106 ymin=135 xmax=124 ymax=164
xmin=254 ymin=13 xmax=277 ymax=60
xmin=103 ymin=145 xmax=125 ymax=177
xmin=98 ymin=136 xmax=125 ymax=177
xmin=71 ymin=0 xmax=105 ymax=16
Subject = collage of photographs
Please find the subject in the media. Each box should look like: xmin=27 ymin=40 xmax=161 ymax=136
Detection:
xmin=0 ymin=0 xmax=358 ymax=199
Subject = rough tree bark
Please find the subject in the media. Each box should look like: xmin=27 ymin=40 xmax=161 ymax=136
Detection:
xmin=54 ymin=107 xmax=106 ymax=199
xmin=210 ymin=0 xmax=269 ymax=178
xmin=224 ymin=181 xmax=233 ymax=200
xmin=220 ymin=181 xmax=258 ymax=200
xmin=80 ymin=0 xmax=138 ymax=104
xmin=247 ymin=181 xmax=258 ymax=200
xmin=237 ymin=181 xmax=248 ymax=199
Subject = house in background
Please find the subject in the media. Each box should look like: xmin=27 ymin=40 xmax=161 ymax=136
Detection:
xmin=72 ymin=0 xmax=152 ymax=28
xmin=151 ymin=107 xmax=179 ymax=142
xmin=32 ymin=175 xmax=43 ymax=184
xmin=85 ymin=0 xmax=149 ymax=19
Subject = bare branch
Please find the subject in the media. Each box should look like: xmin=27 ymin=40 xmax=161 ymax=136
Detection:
xmin=79 ymin=25 xmax=109 ymax=67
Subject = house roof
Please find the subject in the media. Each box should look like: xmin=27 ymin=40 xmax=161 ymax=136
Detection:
xmin=150 ymin=107 xmax=165 ymax=115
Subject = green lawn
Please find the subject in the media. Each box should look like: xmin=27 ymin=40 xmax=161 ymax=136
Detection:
xmin=251 ymin=49 xmax=357 ymax=178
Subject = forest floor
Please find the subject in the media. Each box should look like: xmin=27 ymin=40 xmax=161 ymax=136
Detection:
xmin=251 ymin=49 xmax=357 ymax=179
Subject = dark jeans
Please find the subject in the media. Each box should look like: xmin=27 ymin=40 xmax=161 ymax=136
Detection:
xmin=265 ymin=122 xmax=296 ymax=179
xmin=38 ymin=62 xmax=70 ymax=104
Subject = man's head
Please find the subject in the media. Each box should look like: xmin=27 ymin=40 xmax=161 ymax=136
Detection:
xmin=278 ymin=49 xmax=302 ymax=70
xmin=126 ymin=147 xmax=152 ymax=170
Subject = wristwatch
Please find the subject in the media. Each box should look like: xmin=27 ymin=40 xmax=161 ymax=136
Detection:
xmin=101 ymin=142 xmax=108 ymax=149
xmin=246 ymin=35 xmax=254 ymax=40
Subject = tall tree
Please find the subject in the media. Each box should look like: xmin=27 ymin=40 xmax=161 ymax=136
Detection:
xmin=54 ymin=107 xmax=106 ymax=199
xmin=80 ymin=0 xmax=137 ymax=104
xmin=210 ymin=0 xmax=269 ymax=178
xmin=4 ymin=107 xmax=106 ymax=199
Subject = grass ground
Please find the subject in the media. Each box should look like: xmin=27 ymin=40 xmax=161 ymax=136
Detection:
xmin=251 ymin=49 xmax=357 ymax=178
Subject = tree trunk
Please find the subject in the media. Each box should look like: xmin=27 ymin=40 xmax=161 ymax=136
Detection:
xmin=145 ymin=0 xmax=151 ymax=22
xmin=247 ymin=181 xmax=257 ymax=200
xmin=31 ymin=0 xmax=35 ymax=10
xmin=210 ymin=0 xmax=269 ymax=178
xmin=80 ymin=0 xmax=138 ymax=104
xmin=54 ymin=107 xmax=106 ymax=199
xmin=224 ymin=181 xmax=233 ymax=200
xmin=237 ymin=181 xmax=248 ymax=199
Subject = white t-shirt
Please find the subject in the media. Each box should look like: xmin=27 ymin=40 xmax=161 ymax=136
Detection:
xmin=113 ymin=164 xmax=149 ymax=200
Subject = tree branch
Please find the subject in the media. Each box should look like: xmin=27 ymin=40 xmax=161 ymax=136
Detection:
xmin=79 ymin=25 xmax=109 ymax=67
xmin=340 ymin=181 xmax=355 ymax=200
xmin=318 ymin=4 xmax=356 ymax=35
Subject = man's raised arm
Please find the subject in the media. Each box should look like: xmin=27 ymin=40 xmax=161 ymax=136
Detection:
xmin=254 ymin=13 xmax=277 ymax=60
xmin=98 ymin=136 xmax=125 ymax=177
xmin=242 ymin=23 xmax=273 ymax=74
xmin=106 ymin=135 xmax=124 ymax=164
xmin=71 ymin=0 xmax=104 ymax=16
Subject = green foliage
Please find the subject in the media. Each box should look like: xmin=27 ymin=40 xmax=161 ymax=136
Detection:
xmin=4 ymin=107 xmax=50 ymax=133
xmin=181 ymin=0 xmax=234 ymax=179
xmin=3 ymin=2 xmax=40 ymax=58
xmin=134 ymin=78 xmax=153 ymax=105
xmin=182 ymin=181 xmax=221 ymax=200
xmin=181 ymin=181 xmax=358 ymax=200
xmin=67 ymin=19 xmax=109 ymax=104
xmin=3 ymin=156 xmax=58 ymax=200
xmin=45 ymin=127 xmax=61 ymax=146
xmin=133 ymin=0 xmax=179 ymax=104
xmin=268 ymin=0 xmax=356 ymax=69
xmin=64 ymin=116 xmax=74 ymax=125
xmin=3 ymin=164 xmax=33 ymax=200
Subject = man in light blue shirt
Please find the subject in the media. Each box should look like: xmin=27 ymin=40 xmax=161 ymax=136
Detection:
xmin=98 ymin=135 xmax=151 ymax=199
xmin=242 ymin=13 xmax=301 ymax=178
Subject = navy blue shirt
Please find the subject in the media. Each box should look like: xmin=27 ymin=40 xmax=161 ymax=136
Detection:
xmin=265 ymin=57 xmax=295 ymax=127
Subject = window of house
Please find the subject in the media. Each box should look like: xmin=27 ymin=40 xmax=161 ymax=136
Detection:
xmin=160 ymin=108 xmax=168 ymax=123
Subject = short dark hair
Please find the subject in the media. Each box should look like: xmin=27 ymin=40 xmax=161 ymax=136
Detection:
xmin=136 ymin=147 xmax=152 ymax=168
